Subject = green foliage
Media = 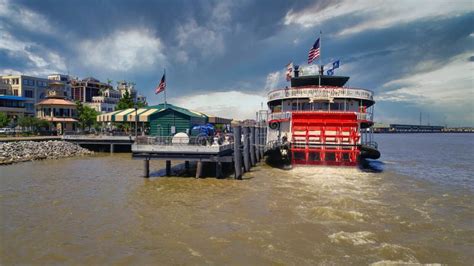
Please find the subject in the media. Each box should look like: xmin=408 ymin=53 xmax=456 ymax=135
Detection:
xmin=17 ymin=116 xmax=50 ymax=132
xmin=116 ymin=90 xmax=134 ymax=110
xmin=75 ymin=101 xmax=99 ymax=130
xmin=116 ymin=90 xmax=146 ymax=110
xmin=0 ymin=112 xmax=9 ymax=128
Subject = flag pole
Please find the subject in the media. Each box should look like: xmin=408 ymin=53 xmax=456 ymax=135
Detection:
xmin=163 ymin=68 xmax=167 ymax=108
xmin=319 ymin=30 xmax=322 ymax=87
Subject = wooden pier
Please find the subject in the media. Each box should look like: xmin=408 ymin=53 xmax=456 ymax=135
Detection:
xmin=132 ymin=122 xmax=267 ymax=179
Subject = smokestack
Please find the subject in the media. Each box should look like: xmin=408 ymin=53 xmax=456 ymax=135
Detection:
xmin=294 ymin=65 xmax=300 ymax=77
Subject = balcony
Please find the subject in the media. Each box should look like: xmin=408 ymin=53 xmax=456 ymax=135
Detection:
xmin=268 ymin=110 xmax=373 ymax=123
xmin=267 ymin=86 xmax=374 ymax=103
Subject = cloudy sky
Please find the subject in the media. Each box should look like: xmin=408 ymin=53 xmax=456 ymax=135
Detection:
xmin=1 ymin=0 xmax=473 ymax=126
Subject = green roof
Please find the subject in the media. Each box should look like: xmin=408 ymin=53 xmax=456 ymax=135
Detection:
xmin=145 ymin=103 xmax=207 ymax=119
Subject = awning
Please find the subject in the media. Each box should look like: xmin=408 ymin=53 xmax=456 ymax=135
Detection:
xmin=97 ymin=110 xmax=121 ymax=122
xmin=113 ymin=108 xmax=135 ymax=122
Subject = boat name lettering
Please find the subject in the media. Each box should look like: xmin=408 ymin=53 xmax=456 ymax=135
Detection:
xmin=269 ymin=88 xmax=373 ymax=101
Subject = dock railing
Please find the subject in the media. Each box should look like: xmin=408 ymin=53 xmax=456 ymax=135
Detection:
xmin=134 ymin=134 xmax=235 ymax=147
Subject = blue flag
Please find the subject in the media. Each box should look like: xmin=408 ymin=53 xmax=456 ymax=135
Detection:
xmin=332 ymin=60 xmax=340 ymax=69
xmin=327 ymin=69 xmax=334 ymax=76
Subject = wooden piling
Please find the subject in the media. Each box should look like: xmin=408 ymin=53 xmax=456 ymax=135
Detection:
xmin=255 ymin=126 xmax=260 ymax=162
xmin=166 ymin=160 xmax=171 ymax=176
xmin=195 ymin=161 xmax=203 ymax=178
xmin=260 ymin=126 xmax=267 ymax=159
xmin=250 ymin=126 xmax=256 ymax=166
xmin=144 ymin=159 xmax=150 ymax=178
xmin=216 ymin=161 xmax=223 ymax=179
xmin=232 ymin=124 xmax=242 ymax=180
xmin=243 ymin=127 xmax=250 ymax=172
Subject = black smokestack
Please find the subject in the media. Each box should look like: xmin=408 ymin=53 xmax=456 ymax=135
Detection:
xmin=294 ymin=65 xmax=299 ymax=77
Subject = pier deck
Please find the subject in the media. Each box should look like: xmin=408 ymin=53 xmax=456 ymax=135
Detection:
xmin=131 ymin=124 xmax=267 ymax=179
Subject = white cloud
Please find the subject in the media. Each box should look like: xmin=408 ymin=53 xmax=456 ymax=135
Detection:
xmin=284 ymin=0 xmax=472 ymax=36
xmin=0 ymin=0 xmax=53 ymax=34
xmin=78 ymin=29 xmax=166 ymax=72
xmin=0 ymin=30 xmax=66 ymax=75
xmin=264 ymin=71 xmax=282 ymax=90
xmin=171 ymin=91 xmax=267 ymax=120
xmin=378 ymin=53 xmax=474 ymax=125
xmin=176 ymin=19 xmax=225 ymax=59
xmin=175 ymin=1 xmax=233 ymax=62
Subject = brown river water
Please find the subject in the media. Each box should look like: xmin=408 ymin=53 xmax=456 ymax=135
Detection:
xmin=1 ymin=134 xmax=473 ymax=265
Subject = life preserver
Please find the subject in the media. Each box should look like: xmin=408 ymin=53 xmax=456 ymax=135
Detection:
xmin=269 ymin=121 xmax=280 ymax=130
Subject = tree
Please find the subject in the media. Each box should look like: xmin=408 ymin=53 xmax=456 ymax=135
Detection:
xmin=17 ymin=116 xmax=48 ymax=132
xmin=75 ymin=101 xmax=99 ymax=130
xmin=0 ymin=112 xmax=9 ymax=128
xmin=116 ymin=89 xmax=134 ymax=110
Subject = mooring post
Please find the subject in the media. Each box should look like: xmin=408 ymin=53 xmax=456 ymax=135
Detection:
xmin=110 ymin=143 xmax=114 ymax=154
xmin=232 ymin=123 xmax=242 ymax=180
xmin=144 ymin=159 xmax=150 ymax=178
xmin=250 ymin=126 xmax=256 ymax=166
xmin=196 ymin=161 xmax=203 ymax=178
xmin=166 ymin=160 xmax=171 ymax=176
xmin=243 ymin=127 xmax=250 ymax=172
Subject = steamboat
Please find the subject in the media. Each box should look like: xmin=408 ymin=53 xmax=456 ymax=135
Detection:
xmin=265 ymin=65 xmax=380 ymax=167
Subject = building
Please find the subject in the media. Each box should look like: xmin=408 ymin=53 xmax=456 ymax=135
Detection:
xmin=0 ymin=75 xmax=49 ymax=116
xmin=36 ymin=81 xmax=78 ymax=134
xmin=71 ymin=77 xmax=113 ymax=103
xmin=97 ymin=103 xmax=208 ymax=136
xmin=90 ymin=88 xmax=122 ymax=113
xmin=47 ymin=74 xmax=72 ymax=99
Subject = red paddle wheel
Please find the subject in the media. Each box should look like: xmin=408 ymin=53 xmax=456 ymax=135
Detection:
xmin=290 ymin=112 xmax=360 ymax=166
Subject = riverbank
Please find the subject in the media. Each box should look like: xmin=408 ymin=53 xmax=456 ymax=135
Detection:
xmin=0 ymin=140 xmax=93 ymax=165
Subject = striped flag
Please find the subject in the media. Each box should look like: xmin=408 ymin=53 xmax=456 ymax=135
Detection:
xmin=155 ymin=73 xmax=166 ymax=94
xmin=286 ymin=62 xmax=293 ymax=81
xmin=307 ymin=37 xmax=320 ymax=64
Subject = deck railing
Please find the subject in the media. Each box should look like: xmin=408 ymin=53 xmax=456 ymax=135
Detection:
xmin=268 ymin=110 xmax=373 ymax=122
xmin=135 ymin=134 xmax=235 ymax=147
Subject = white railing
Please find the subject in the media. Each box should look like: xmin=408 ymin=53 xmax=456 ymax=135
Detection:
xmin=268 ymin=110 xmax=374 ymax=122
xmin=267 ymin=86 xmax=374 ymax=102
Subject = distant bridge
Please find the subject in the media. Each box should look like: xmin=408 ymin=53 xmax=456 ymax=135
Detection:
xmin=373 ymin=124 xmax=473 ymax=133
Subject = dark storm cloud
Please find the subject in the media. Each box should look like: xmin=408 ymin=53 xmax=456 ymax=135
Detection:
xmin=1 ymin=0 xmax=473 ymax=124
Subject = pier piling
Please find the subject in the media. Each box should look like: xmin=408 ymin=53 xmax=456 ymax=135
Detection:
xmin=144 ymin=159 xmax=150 ymax=178
xmin=250 ymin=127 xmax=256 ymax=166
xmin=195 ymin=161 xmax=203 ymax=178
xmin=110 ymin=144 xmax=114 ymax=154
xmin=216 ymin=162 xmax=223 ymax=179
xmin=233 ymin=124 xmax=243 ymax=180
xmin=255 ymin=126 xmax=260 ymax=162
xmin=243 ymin=127 xmax=250 ymax=172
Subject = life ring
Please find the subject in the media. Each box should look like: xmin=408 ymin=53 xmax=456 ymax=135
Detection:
xmin=269 ymin=121 xmax=280 ymax=130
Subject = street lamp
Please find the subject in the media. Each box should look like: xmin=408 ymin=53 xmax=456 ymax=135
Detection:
xmin=134 ymin=103 xmax=138 ymax=137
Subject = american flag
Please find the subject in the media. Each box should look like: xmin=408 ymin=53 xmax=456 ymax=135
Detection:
xmin=155 ymin=73 xmax=166 ymax=94
xmin=307 ymin=37 xmax=320 ymax=64
xmin=286 ymin=62 xmax=293 ymax=81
